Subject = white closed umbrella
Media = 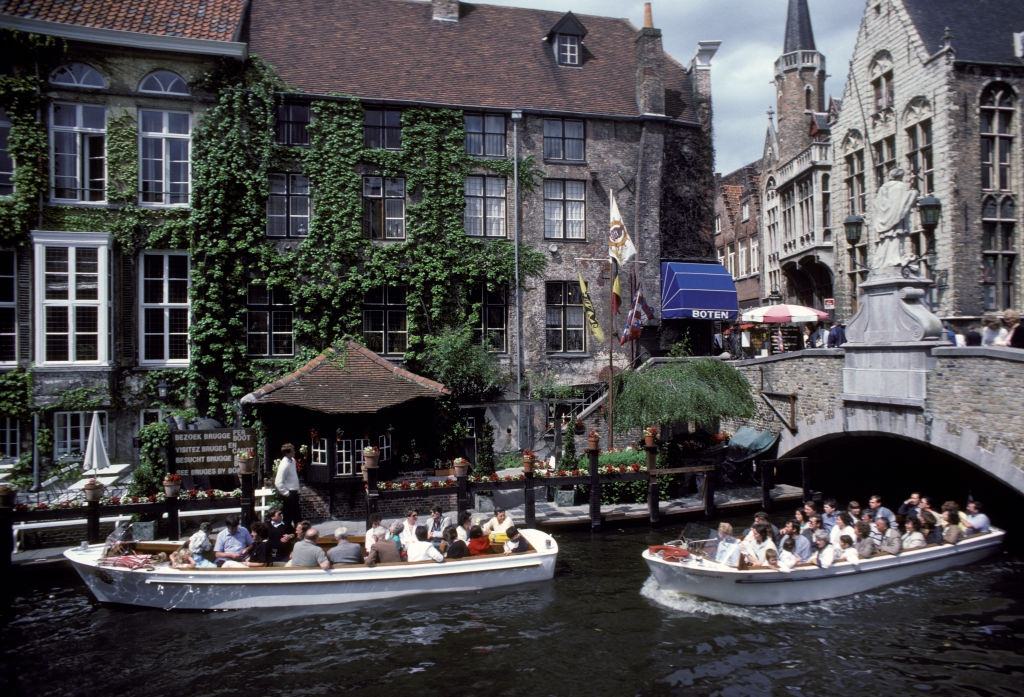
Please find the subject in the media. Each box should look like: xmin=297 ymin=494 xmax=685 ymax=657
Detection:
xmin=82 ymin=410 xmax=110 ymax=475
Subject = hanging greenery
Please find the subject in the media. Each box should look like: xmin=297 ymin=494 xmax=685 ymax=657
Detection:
xmin=613 ymin=359 xmax=755 ymax=432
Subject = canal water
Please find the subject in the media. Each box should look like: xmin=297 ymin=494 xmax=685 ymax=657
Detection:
xmin=3 ymin=527 xmax=1023 ymax=697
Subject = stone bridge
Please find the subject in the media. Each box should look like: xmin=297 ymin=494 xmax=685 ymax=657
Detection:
xmin=721 ymin=346 xmax=1024 ymax=496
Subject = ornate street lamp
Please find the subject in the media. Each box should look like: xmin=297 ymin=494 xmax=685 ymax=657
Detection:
xmin=843 ymin=214 xmax=865 ymax=246
xmin=768 ymin=286 xmax=783 ymax=304
xmin=917 ymin=195 xmax=941 ymax=233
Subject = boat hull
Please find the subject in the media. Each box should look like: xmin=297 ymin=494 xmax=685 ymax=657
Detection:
xmin=65 ymin=529 xmax=558 ymax=611
xmin=643 ymin=529 xmax=1004 ymax=606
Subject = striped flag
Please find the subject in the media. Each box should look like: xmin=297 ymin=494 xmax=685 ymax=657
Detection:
xmin=577 ymin=271 xmax=605 ymax=343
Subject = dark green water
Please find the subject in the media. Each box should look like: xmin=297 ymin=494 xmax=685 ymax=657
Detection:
xmin=3 ymin=528 xmax=1023 ymax=697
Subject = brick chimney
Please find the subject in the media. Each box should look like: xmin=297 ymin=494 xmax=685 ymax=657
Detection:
xmin=432 ymin=0 xmax=459 ymax=22
xmin=635 ymin=2 xmax=665 ymax=115
xmin=689 ymin=40 xmax=721 ymax=129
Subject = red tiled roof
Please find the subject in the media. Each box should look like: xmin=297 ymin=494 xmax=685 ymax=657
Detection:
xmin=247 ymin=0 xmax=697 ymax=121
xmin=1 ymin=0 xmax=247 ymax=42
xmin=242 ymin=341 xmax=450 ymax=415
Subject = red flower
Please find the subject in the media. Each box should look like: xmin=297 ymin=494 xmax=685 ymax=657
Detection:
xmin=630 ymin=464 xmax=640 ymax=472
xmin=109 ymin=497 xmax=120 ymax=505
xmin=489 ymin=473 xmax=499 ymax=482
xmin=15 ymin=503 xmax=27 ymax=511
xmin=400 ymin=482 xmax=410 ymax=490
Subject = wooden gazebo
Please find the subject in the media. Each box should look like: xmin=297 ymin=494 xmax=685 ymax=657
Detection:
xmin=241 ymin=341 xmax=449 ymax=495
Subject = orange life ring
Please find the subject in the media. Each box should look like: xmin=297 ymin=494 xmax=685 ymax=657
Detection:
xmin=647 ymin=545 xmax=690 ymax=561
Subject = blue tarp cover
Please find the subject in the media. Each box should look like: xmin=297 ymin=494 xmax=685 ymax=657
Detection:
xmin=660 ymin=262 xmax=738 ymax=320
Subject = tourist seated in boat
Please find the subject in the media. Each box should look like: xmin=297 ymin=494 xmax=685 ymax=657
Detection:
xmin=794 ymin=509 xmax=811 ymax=534
xmin=867 ymin=495 xmax=896 ymax=527
xmin=482 ymin=509 xmax=515 ymax=542
xmin=425 ymin=506 xmax=450 ymax=548
xmin=828 ymin=512 xmax=856 ymax=549
xmin=742 ymin=512 xmax=780 ymax=547
xmin=821 ymin=499 xmax=838 ymax=532
xmin=779 ymin=519 xmax=812 ymax=562
xmin=920 ymin=511 xmax=942 ymax=545
xmin=809 ymin=530 xmax=835 ymax=568
xmin=963 ymin=501 xmax=991 ymax=536
xmin=455 ymin=511 xmax=472 ymax=542
xmin=364 ymin=513 xmax=387 ymax=553
xmin=327 ymin=527 xmax=364 ymax=565
xmin=739 ymin=523 xmax=777 ymax=567
xmin=295 ymin=520 xmax=311 ymax=541
xmin=847 ymin=501 xmax=869 ymax=525
xmin=365 ymin=528 xmax=401 ymax=567
xmin=241 ymin=522 xmax=273 ymax=567
xmin=777 ymin=537 xmax=800 ymax=571
xmin=901 ymin=517 xmax=927 ymax=550
xmin=854 ymin=521 xmax=877 ymax=559
xmin=188 ymin=522 xmax=216 ymax=568
xmin=399 ymin=510 xmax=420 ymax=548
xmin=503 ymin=527 xmax=529 ymax=555
xmin=873 ymin=516 xmax=902 ymax=555
xmin=406 ymin=525 xmax=444 ymax=563
xmin=940 ymin=503 xmax=964 ymax=544
xmin=713 ymin=522 xmax=741 ymax=567
xmin=802 ymin=515 xmax=823 ymax=546
xmin=898 ymin=492 xmax=922 ymax=523
xmin=214 ymin=516 xmax=254 ymax=567
xmin=266 ymin=507 xmax=296 ymax=562
xmin=170 ymin=543 xmax=195 ymax=569
xmin=286 ymin=528 xmax=331 ymax=569
xmin=838 ymin=534 xmax=859 ymax=564
xmin=389 ymin=521 xmax=406 ymax=559
xmin=802 ymin=500 xmax=818 ymax=519
xmin=467 ymin=525 xmax=492 ymax=555
xmin=443 ymin=526 xmax=469 ymax=559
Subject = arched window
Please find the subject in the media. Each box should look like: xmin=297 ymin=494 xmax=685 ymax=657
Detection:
xmin=981 ymin=195 xmax=1016 ymax=311
xmin=981 ymin=82 xmax=1015 ymax=191
xmin=804 ymin=85 xmax=813 ymax=111
xmin=869 ymin=52 xmax=894 ymax=112
xmin=49 ymin=63 xmax=106 ymax=89
xmin=138 ymin=70 xmax=190 ymax=96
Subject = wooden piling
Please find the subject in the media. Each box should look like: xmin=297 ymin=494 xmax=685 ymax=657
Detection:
xmin=760 ymin=460 xmax=772 ymax=512
xmin=800 ymin=457 xmax=810 ymax=503
xmin=524 ymin=469 xmax=536 ymax=528
xmin=587 ymin=441 xmax=601 ymax=531
xmin=646 ymin=445 xmax=660 ymax=525
xmin=456 ymin=472 xmax=468 ymax=521
xmin=86 ymin=500 xmax=100 ymax=543
xmin=0 ymin=501 xmax=12 ymax=577
xmin=240 ymin=472 xmax=255 ymax=529
xmin=365 ymin=467 xmax=380 ymax=529
xmin=166 ymin=494 xmax=180 ymax=540
xmin=702 ymin=463 xmax=717 ymax=519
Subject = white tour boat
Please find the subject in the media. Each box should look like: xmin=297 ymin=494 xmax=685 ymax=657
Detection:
xmin=64 ymin=528 xmax=558 ymax=611
xmin=643 ymin=528 xmax=1004 ymax=605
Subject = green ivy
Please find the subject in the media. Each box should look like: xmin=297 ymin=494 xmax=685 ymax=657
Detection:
xmin=129 ymin=421 xmax=169 ymax=496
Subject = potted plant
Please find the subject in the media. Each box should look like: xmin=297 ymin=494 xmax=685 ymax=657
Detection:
xmin=235 ymin=447 xmax=256 ymax=475
xmin=82 ymin=478 xmax=104 ymax=502
xmin=521 ymin=450 xmax=535 ymax=473
xmin=163 ymin=472 xmax=182 ymax=498
xmin=453 ymin=457 xmax=470 ymax=477
xmin=644 ymin=426 xmax=659 ymax=447
xmin=574 ymin=418 xmax=585 ymax=434
xmin=587 ymin=429 xmax=601 ymax=451
xmin=363 ymin=445 xmax=380 ymax=469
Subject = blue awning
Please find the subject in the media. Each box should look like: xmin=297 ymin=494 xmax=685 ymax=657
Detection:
xmin=660 ymin=262 xmax=738 ymax=320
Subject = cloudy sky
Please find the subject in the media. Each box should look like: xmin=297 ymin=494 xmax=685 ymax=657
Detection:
xmin=482 ymin=0 xmax=864 ymax=174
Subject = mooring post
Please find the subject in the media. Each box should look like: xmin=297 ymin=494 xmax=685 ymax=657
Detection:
xmin=166 ymin=493 xmax=180 ymax=540
xmin=456 ymin=472 xmax=468 ymax=521
xmin=365 ymin=467 xmax=380 ymax=529
xmin=587 ymin=440 xmax=601 ymax=531
xmin=800 ymin=457 xmax=811 ymax=503
xmin=0 ymin=495 xmax=13 ymax=577
xmin=524 ymin=468 xmax=536 ymax=528
xmin=646 ymin=444 xmax=660 ymax=525
xmin=703 ymin=462 xmax=717 ymax=520
xmin=240 ymin=472 xmax=255 ymax=529
xmin=760 ymin=460 xmax=772 ymax=512
xmin=86 ymin=500 xmax=101 ymax=544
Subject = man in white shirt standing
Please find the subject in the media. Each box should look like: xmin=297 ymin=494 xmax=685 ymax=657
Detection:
xmin=274 ymin=443 xmax=301 ymax=527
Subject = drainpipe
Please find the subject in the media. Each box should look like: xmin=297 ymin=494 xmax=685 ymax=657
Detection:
xmin=511 ymin=110 xmax=524 ymax=449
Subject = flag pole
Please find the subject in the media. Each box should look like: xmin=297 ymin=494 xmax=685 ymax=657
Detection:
xmin=608 ymin=258 xmax=615 ymax=451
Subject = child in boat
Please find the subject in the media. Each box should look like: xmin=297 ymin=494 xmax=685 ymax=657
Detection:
xmin=467 ymin=525 xmax=491 ymax=555
xmin=170 ymin=543 xmax=195 ymax=569
xmin=838 ymin=534 xmax=859 ymax=564
xmin=777 ymin=537 xmax=799 ymax=571
xmin=503 ymin=527 xmax=529 ymax=554
xmin=188 ymin=522 xmax=216 ymax=568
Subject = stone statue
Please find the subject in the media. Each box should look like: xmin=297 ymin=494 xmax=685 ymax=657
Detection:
xmin=871 ymin=168 xmax=918 ymax=268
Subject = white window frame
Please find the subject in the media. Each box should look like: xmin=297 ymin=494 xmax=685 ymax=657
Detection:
xmin=738 ymin=244 xmax=747 ymax=277
xmin=266 ymin=173 xmax=310 ymax=238
xmin=311 ymin=437 xmax=328 ymax=467
xmin=138 ymin=408 xmax=165 ymax=432
xmin=54 ymin=410 xmax=107 ymax=460
xmin=138 ymin=251 xmax=191 ymax=367
xmin=0 ymin=109 xmax=13 ymax=197
xmin=246 ymin=284 xmax=294 ymax=357
xmin=750 ymin=238 xmax=760 ymax=273
xmin=0 ymin=249 xmax=15 ymax=364
xmin=741 ymin=203 xmax=750 ymax=221
xmin=464 ymin=175 xmax=507 ymax=237
xmin=49 ymin=63 xmax=106 ymax=89
xmin=139 ymin=109 xmax=191 ymax=207
xmin=0 ymin=416 xmax=18 ymax=459
xmin=556 ymin=34 xmax=580 ymax=66
xmin=138 ymin=70 xmax=190 ymax=96
xmin=32 ymin=231 xmax=111 ymax=367
xmin=49 ymin=102 xmax=106 ymax=204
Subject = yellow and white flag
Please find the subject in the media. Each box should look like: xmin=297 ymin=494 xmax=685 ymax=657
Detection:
xmin=577 ymin=271 xmax=605 ymax=343
xmin=608 ymin=191 xmax=637 ymax=266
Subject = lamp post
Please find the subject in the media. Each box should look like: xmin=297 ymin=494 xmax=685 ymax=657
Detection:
xmin=768 ymin=286 xmax=783 ymax=305
xmin=843 ymin=214 xmax=865 ymax=247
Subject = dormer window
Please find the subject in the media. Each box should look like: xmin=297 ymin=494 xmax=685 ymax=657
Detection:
xmin=556 ymin=34 xmax=580 ymax=66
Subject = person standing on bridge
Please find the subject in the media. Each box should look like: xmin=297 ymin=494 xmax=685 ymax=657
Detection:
xmin=275 ymin=443 xmax=301 ymax=527
xmin=827 ymin=319 xmax=846 ymax=348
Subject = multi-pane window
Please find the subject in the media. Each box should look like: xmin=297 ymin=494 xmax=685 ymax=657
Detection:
xmin=0 ymin=417 xmax=17 ymax=459
xmin=266 ymin=173 xmax=310 ymax=237
xmin=872 ymin=136 xmax=896 ymax=189
xmin=0 ymin=251 xmax=13 ymax=363
xmin=362 ymin=285 xmax=407 ymax=355
xmin=543 ymin=179 xmax=586 ymax=239
xmin=140 ymin=252 xmax=190 ymax=365
xmin=275 ymin=104 xmax=310 ymax=146
xmin=49 ymin=63 xmax=105 ymax=89
xmin=780 ymin=186 xmax=796 ymax=241
xmin=54 ymin=411 xmax=107 ymax=459
xmin=821 ymin=174 xmax=831 ymax=232
xmin=738 ymin=243 xmax=747 ymax=276
xmin=362 ymin=176 xmax=405 ymax=240
xmin=311 ymin=437 xmax=328 ymax=467
xmin=545 ymin=281 xmax=585 ymax=352
xmin=872 ymin=69 xmax=894 ymax=112
xmin=50 ymin=103 xmax=105 ymax=202
xmin=363 ymin=109 xmax=401 ymax=150
xmin=845 ymin=150 xmax=866 ymax=215
xmin=714 ymin=215 xmax=721 ymax=235
xmin=33 ymin=232 xmax=110 ymax=365
xmin=741 ymin=203 xmax=750 ymax=221
xmin=138 ymin=71 xmax=190 ymax=95
xmin=726 ymin=243 xmax=736 ymax=277
xmin=464 ymin=114 xmax=505 ymax=157
xmin=797 ymin=176 xmax=813 ymax=239
xmin=464 ymin=175 xmax=506 ymax=237
xmin=471 ymin=285 xmax=507 ymax=352
xmin=906 ymin=120 xmax=933 ymax=194
xmin=0 ymin=110 xmax=12 ymax=196
xmin=246 ymin=284 xmax=294 ymax=357
xmin=139 ymin=109 xmax=190 ymax=205
xmin=556 ymin=34 xmax=580 ymax=66
xmin=750 ymin=238 xmax=760 ymax=273
xmin=543 ymin=119 xmax=585 ymax=161
xmin=981 ymin=83 xmax=1014 ymax=192
xmin=982 ymin=196 xmax=1016 ymax=311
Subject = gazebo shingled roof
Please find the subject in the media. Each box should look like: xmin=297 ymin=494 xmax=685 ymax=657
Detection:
xmin=241 ymin=341 xmax=449 ymax=414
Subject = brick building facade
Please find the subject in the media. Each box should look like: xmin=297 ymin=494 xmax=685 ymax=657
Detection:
xmin=713 ymin=161 xmax=761 ymax=309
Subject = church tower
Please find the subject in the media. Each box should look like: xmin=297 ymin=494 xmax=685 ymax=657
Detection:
xmin=773 ymin=0 xmax=826 ymax=164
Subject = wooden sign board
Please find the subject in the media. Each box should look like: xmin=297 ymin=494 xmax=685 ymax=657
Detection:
xmin=171 ymin=428 xmax=257 ymax=476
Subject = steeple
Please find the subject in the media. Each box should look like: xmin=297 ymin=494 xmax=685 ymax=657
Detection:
xmin=783 ymin=0 xmax=816 ymax=53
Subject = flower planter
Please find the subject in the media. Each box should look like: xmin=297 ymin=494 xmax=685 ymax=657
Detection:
xmin=82 ymin=482 xmax=104 ymax=503
xmin=453 ymin=458 xmax=470 ymax=477
xmin=523 ymin=458 xmax=534 ymax=474
xmin=587 ymin=434 xmax=600 ymax=451
xmin=363 ymin=452 xmax=380 ymax=469
xmin=163 ymin=482 xmax=181 ymax=498
xmin=236 ymin=457 xmax=255 ymax=475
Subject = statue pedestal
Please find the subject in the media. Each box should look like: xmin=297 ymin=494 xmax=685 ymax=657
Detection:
xmin=841 ymin=270 xmax=944 ymax=408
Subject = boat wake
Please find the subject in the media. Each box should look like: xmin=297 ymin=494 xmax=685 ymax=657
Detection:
xmin=639 ymin=576 xmax=778 ymax=622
